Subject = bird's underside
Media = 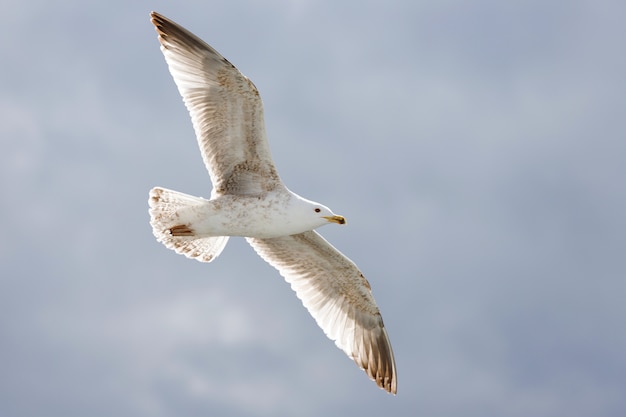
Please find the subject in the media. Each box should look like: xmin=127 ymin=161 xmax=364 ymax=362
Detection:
xmin=148 ymin=11 xmax=397 ymax=394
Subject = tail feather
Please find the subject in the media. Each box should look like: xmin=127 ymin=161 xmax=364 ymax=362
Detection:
xmin=149 ymin=187 xmax=229 ymax=263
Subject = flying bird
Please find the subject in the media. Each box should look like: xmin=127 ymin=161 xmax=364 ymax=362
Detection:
xmin=148 ymin=11 xmax=396 ymax=394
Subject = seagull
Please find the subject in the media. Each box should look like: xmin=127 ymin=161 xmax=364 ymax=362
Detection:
xmin=148 ymin=11 xmax=396 ymax=394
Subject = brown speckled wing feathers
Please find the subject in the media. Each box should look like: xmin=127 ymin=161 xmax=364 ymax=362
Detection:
xmin=151 ymin=12 xmax=280 ymax=196
xmin=247 ymin=231 xmax=397 ymax=394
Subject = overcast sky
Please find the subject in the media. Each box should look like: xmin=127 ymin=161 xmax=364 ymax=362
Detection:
xmin=2 ymin=0 xmax=625 ymax=416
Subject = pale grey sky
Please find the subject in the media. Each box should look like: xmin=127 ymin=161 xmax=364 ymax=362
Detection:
xmin=1 ymin=1 xmax=625 ymax=416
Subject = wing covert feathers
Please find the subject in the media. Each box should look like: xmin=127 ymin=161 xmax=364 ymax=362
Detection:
xmin=150 ymin=12 xmax=280 ymax=196
xmin=247 ymin=231 xmax=397 ymax=394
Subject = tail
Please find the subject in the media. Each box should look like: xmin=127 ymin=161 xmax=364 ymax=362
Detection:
xmin=149 ymin=187 xmax=229 ymax=263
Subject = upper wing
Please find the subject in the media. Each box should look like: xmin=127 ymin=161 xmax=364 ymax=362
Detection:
xmin=247 ymin=231 xmax=397 ymax=394
xmin=151 ymin=12 xmax=281 ymax=196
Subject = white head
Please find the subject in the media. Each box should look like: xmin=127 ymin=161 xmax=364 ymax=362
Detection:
xmin=289 ymin=195 xmax=346 ymax=232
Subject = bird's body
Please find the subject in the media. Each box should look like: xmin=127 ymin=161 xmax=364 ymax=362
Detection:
xmin=148 ymin=11 xmax=397 ymax=394
xmin=152 ymin=187 xmax=342 ymax=239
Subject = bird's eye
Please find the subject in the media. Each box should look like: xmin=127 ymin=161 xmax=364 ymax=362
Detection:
xmin=314 ymin=208 xmax=321 ymax=213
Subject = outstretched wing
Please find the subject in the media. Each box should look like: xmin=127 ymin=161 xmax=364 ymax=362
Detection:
xmin=247 ymin=231 xmax=397 ymax=394
xmin=151 ymin=12 xmax=281 ymax=196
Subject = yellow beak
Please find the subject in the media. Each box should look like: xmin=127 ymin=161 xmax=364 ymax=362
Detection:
xmin=323 ymin=215 xmax=346 ymax=225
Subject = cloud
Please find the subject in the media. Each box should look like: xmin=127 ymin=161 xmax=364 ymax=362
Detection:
xmin=2 ymin=1 xmax=625 ymax=416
